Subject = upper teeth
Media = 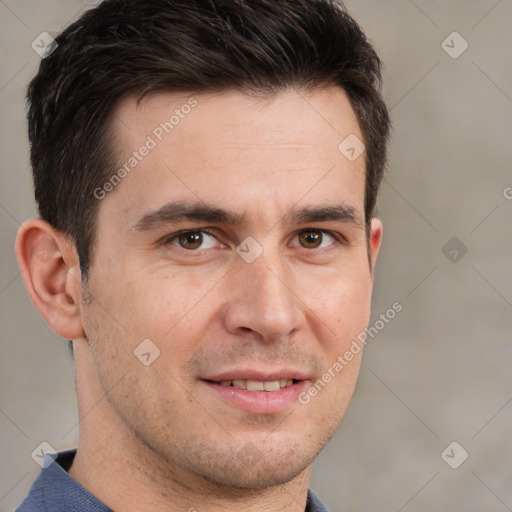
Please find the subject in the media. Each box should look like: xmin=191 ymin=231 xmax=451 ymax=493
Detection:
xmin=219 ymin=379 xmax=293 ymax=391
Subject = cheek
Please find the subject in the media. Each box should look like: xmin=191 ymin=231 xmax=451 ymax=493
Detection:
xmin=82 ymin=273 xmax=145 ymax=376
xmin=115 ymin=270 xmax=222 ymax=347
xmin=309 ymin=265 xmax=373 ymax=347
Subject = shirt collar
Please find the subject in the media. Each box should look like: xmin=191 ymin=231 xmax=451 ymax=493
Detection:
xmin=19 ymin=450 xmax=329 ymax=512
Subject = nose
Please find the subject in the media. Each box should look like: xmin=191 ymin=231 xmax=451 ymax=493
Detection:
xmin=222 ymin=254 xmax=304 ymax=342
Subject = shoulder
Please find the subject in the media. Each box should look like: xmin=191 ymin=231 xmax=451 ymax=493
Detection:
xmin=15 ymin=449 xmax=112 ymax=512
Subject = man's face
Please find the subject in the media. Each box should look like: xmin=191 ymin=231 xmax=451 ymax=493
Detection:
xmin=81 ymin=88 xmax=381 ymax=488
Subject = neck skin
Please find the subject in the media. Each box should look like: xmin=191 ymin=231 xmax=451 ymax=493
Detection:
xmin=68 ymin=339 xmax=312 ymax=512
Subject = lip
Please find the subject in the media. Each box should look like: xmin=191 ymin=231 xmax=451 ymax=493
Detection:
xmin=200 ymin=370 xmax=312 ymax=415
xmin=203 ymin=369 xmax=311 ymax=382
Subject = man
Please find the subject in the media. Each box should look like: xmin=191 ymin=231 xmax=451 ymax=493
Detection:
xmin=15 ymin=0 xmax=390 ymax=510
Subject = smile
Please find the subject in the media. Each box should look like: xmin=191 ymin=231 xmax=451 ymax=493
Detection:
xmin=215 ymin=379 xmax=297 ymax=391
xmin=201 ymin=375 xmax=310 ymax=414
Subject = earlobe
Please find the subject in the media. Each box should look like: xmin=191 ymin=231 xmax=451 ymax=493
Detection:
xmin=369 ymin=217 xmax=383 ymax=277
xmin=15 ymin=219 xmax=85 ymax=340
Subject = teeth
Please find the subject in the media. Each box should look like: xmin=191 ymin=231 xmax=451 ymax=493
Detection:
xmin=246 ymin=380 xmax=264 ymax=391
xmin=217 ymin=379 xmax=295 ymax=391
xmin=232 ymin=379 xmax=247 ymax=390
xmin=263 ymin=380 xmax=281 ymax=391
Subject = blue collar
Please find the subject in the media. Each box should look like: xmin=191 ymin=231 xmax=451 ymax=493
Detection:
xmin=16 ymin=450 xmax=329 ymax=512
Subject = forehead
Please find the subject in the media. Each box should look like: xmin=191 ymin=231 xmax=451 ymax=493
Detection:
xmin=101 ymin=87 xmax=366 ymax=231
xmin=112 ymin=87 xmax=361 ymax=150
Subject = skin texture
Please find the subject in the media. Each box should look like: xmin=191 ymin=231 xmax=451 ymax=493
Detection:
xmin=16 ymin=87 xmax=382 ymax=512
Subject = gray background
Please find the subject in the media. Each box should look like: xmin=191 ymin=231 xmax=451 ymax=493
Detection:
xmin=1 ymin=1 xmax=512 ymax=510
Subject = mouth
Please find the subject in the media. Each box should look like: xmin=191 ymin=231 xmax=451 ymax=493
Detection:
xmin=200 ymin=372 xmax=311 ymax=414
xmin=206 ymin=378 xmax=300 ymax=391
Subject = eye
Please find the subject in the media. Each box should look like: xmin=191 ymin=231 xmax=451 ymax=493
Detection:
xmin=166 ymin=230 xmax=220 ymax=251
xmin=296 ymin=230 xmax=337 ymax=249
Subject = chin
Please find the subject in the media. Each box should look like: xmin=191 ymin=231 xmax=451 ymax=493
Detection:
xmin=176 ymin=427 xmax=337 ymax=491
xmin=196 ymin=448 xmax=315 ymax=490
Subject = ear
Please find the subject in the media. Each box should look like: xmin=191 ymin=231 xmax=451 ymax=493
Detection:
xmin=368 ymin=217 xmax=382 ymax=278
xmin=15 ymin=218 xmax=85 ymax=340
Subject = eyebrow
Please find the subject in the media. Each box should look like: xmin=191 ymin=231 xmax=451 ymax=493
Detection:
xmin=288 ymin=204 xmax=364 ymax=228
xmin=131 ymin=201 xmax=247 ymax=232
xmin=131 ymin=201 xmax=363 ymax=232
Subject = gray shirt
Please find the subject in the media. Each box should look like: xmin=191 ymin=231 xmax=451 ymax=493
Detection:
xmin=16 ymin=450 xmax=330 ymax=511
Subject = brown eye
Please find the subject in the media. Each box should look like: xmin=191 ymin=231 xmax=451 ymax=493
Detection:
xmin=167 ymin=230 xmax=220 ymax=251
xmin=178 ymin=232 xmax=203 ymax=250
xmin=298 ymin=230 xmax=323 ymax=249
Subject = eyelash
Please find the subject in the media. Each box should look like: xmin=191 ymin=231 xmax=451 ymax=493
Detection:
xmin=162 ymin=228 xmax=346 ymax=251
xmin=163 ymin=227 xmax=214 ymax=241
